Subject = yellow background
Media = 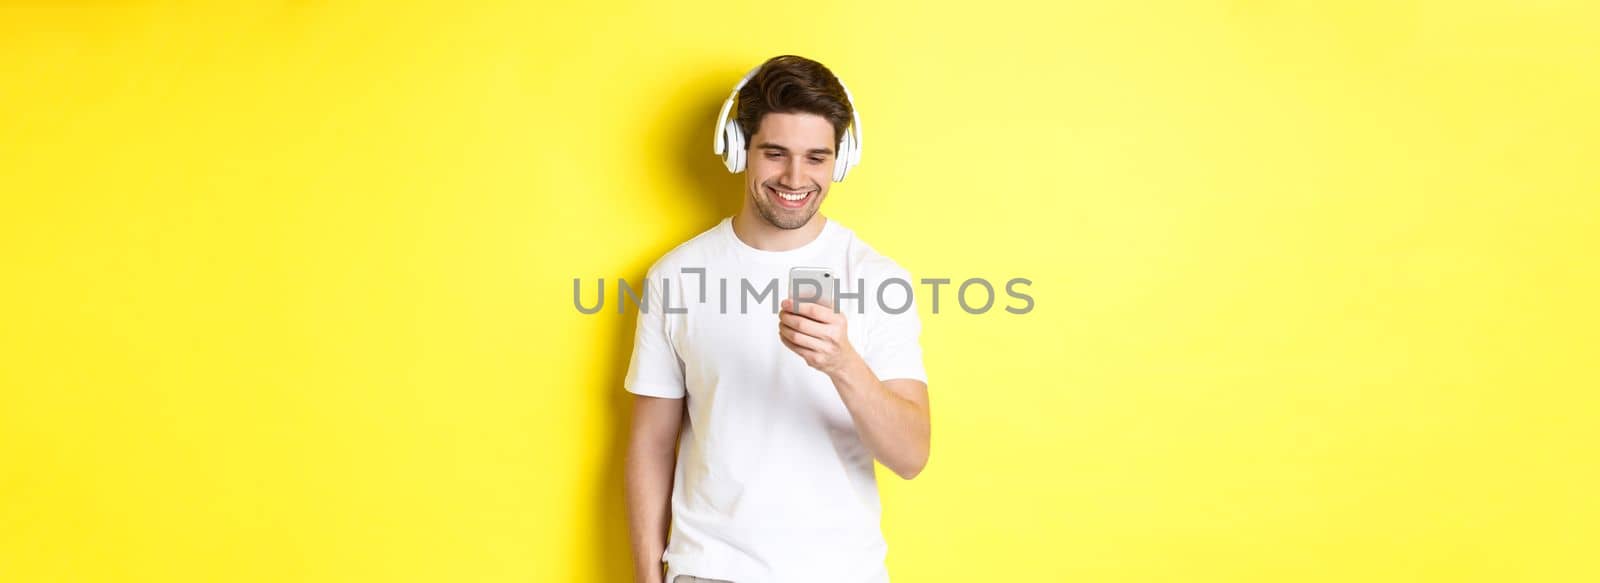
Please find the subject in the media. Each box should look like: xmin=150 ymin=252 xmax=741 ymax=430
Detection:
xmin=3 ymin=1 xmax=1596 ymax=581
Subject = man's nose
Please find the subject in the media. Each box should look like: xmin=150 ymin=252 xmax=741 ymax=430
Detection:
xmin=783 ymin=158 xmax=806 ymax=187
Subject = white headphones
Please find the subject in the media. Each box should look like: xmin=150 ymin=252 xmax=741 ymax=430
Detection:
xmin=712 ymin=64 xmax=864 ymax=182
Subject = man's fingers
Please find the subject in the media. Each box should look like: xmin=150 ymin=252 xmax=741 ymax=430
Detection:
xmin=778 ymin=310 xmax=828 ymax=338
xmin=798 ymin=299 xmax=841 ymax=322
xmin=778 ymin=330 xmax=819 ymax=357
xmin=783 ymin=298 xmax=839 ymax=323
xmin=779 ymin=325 xmax=827 ymax=352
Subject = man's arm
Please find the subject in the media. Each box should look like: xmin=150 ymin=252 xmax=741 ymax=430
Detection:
xmin=625 ymin=394 xmax=684 ymax=583
xmin=778 ymin=299 xmax=931 ymax=480
xmin=828 ymin=363 xmax=930 ymax=480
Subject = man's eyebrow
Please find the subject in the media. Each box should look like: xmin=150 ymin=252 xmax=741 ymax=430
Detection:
xmin=755 ymin=142 xmax=834 ymax=156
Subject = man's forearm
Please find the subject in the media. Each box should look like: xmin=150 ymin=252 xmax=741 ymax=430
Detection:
xmin=827 ymin=354 xmax=930 ymax=479
xmin=625 ymin=440 xmax=676 ymax=583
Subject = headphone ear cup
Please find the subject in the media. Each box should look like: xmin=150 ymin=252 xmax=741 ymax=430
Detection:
xmin=833 ymin=129 xmax=853 ymax=182
xmin=725 ymin=117 xmax=746 ymax=173
xmin=838 ymin=135 xmax=851 ymax=180
xmin=720 ymin=118 xmax=735 ymax=173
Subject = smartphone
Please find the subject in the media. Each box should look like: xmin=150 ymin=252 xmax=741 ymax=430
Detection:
xmin=788 ymin=266 xmax=837 ymax=313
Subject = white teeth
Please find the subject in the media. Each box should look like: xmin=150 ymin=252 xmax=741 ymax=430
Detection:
xmin=774 ymin=188 xmax=810 ymax=201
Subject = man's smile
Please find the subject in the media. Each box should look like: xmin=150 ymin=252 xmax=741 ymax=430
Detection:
xmin=767 ymin=185 xmax=815 ymax=208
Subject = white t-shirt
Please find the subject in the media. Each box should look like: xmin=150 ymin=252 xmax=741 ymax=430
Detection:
xmin=624 ymin=216 xmax=928 ymax=583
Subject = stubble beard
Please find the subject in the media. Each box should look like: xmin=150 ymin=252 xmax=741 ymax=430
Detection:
xmin=750 ymin=184 xmax=820 ymax=230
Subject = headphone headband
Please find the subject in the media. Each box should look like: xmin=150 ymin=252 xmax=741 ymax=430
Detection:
xmin=712 ymin=65 xmax=761 ymax=158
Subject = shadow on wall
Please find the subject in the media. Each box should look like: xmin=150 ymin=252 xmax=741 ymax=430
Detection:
xmin=585 ymin=65 xmax=748 ymax=582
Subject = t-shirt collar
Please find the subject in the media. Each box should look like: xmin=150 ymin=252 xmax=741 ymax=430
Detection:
xmin=720 ymin=216 xmax=839 ymax=264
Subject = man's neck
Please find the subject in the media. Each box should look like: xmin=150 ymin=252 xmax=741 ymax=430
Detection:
xmin=730 ymin=207 xmax=828 ymax=252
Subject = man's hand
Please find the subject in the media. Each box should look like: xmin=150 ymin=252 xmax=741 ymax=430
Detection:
xmin=778 ymin=298 xmax=859 ymax=376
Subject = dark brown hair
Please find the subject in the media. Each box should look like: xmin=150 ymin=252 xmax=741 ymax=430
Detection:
xmin=734 ymin=55 xmax=854 ymax=147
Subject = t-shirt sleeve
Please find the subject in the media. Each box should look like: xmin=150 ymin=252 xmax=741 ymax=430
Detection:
xmin=862 ymin=264 xmax=929 ymax=384
xmin=623 ymin=264 xmax=687 ymax=399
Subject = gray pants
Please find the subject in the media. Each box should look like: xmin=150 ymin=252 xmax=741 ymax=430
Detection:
xmin=673 ymin=576 xmax=734 ymax=583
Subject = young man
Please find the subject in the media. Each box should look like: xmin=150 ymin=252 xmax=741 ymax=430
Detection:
xmin=624 ymin=55 xmax=930 ymax=583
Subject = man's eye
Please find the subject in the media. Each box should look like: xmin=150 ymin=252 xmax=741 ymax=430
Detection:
xmin=808 ymin=157 xmax=824 ymax=163
xmin=765 ymin=152 xmax=782 ymax=159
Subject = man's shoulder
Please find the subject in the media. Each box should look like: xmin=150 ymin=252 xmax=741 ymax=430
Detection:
xmin=841 ymin=227 xmax=913 ymax=283
xmin=643 ymin=219 xmax=728 ymax=278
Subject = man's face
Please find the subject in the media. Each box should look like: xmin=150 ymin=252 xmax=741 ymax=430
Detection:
xmin=744 ymin=112 xmax=838 ymax=230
